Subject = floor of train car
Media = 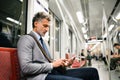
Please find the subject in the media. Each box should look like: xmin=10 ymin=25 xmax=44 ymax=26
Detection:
xmin=86 ymin=59 xmax=120 ymax=80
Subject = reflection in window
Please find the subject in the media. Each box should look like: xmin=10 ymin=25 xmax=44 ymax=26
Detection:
xmin=55 ymin=18 xmax=61 ymax=52
xmin=0 ymin=0 xmax=24 ymax=48
xmin=0 ymin=22 xmax=12 ymax=47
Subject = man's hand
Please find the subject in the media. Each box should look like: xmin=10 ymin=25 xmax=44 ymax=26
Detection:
xmin=52 ymin=59 xmax=67 ymax=68
xmin=64 ymin=57 xmax=76 ymax=67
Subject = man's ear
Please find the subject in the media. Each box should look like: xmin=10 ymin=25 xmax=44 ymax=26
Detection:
xmin=34 ymin=21 xmax=38 ymax=27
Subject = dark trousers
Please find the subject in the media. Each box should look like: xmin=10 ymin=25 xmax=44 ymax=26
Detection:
xmin=45 ymin=67 xmax=99 ymax=80
xmin=110 ymin=57 xmax=120 ymax=70
xmin=102 ymin=57 xmax=107 ymax=65
xmin=88 ymin=59 xmax=92 ymax=66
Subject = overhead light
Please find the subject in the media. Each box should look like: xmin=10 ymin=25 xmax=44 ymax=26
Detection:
xmin=119 ymin=33 xmax=120 ymax=36
xmin=19 ymin=0 xmax=23 ymax=2
xmin=116 ymin=12 xmax=120 ymax=20
xmin=102 ymin=24 xmax=114 ymax=38
xmin=76 ymin=11 xmax=84 ymax=23
xmin=108 ymin=24 xmax=114 ymax=32
xmin=88 ymin=40 xmax=103 ymax=43
xmin=84 ymin=34 xmax=88 ymax=39
xmin=112 ymin=16 xmax=117 ymax=23
xmin=6 ymin=17 xmax=22 ymax=25
xmin=81 ymin=27 xmax=87 ymax=33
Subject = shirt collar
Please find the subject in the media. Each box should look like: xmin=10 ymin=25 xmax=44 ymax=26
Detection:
xmin=32 ymin=31 xmax=42 ymax=40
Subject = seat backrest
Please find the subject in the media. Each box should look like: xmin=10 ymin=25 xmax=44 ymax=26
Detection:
xmin=0 ymin=47 xmax=20 ymax=80
xmin=71 ymin=59 xmax=86 ymax=68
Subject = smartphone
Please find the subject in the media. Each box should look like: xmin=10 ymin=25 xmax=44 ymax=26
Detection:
xmin=71 ymin=56 xmax=76 ymax=60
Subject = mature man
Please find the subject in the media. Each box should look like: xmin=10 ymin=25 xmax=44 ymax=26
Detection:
xmin=110 ymin=43 xmax=120 ymax=70
xmin=17 ymin=12 xmax=99 ymax=80
xmin=114 ymin=43 xmax=120 ymax=52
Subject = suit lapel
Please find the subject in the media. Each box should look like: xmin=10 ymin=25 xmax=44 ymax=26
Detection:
xmin=29 ymin=31 xmax=52 ymax=61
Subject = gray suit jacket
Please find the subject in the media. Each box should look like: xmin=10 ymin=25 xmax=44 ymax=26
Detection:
xmin=17 ymin=31 xmax=53 ymax=80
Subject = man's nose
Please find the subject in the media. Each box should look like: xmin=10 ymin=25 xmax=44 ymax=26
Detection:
xmin=46 ymin=27 xmax=49 ymax=31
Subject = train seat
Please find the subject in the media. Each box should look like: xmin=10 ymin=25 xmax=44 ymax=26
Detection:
xmin=0 ymin=47 xmax=20 ymax=80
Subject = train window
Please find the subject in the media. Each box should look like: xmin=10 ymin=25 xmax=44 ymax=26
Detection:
xmin=0 ymin=0 xmax=26 ymax=48
xmin=117 ymin=32 xmax=120 ymax=43
xmin=55 ymin=18 xmax=61 ymax=52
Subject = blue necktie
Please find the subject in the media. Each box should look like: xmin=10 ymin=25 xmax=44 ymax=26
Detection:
xmin=40 ymin=37 xmax=51 ymax=58
xmin=40 ymin=37 xmax=45 ymax=49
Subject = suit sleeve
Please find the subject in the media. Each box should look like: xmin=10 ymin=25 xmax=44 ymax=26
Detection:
xmin=17 ymin=35 xmax=53 ymax=75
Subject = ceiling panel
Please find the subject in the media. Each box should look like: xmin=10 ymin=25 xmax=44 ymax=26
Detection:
xmin=49 ymin=0 xmax=120 ymax=40
xmin=89 ymin=0 xmax=117 ymax=38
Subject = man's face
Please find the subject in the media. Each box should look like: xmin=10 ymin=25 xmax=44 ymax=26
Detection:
xmin=34 ymin=19 xmax=50 ymax=36
xmin=115 ymin=45 xmax=120 ymax=49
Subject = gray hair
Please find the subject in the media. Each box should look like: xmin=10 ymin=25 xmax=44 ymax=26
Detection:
xmin=32 ymin=12 xmax=50 ymax=28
